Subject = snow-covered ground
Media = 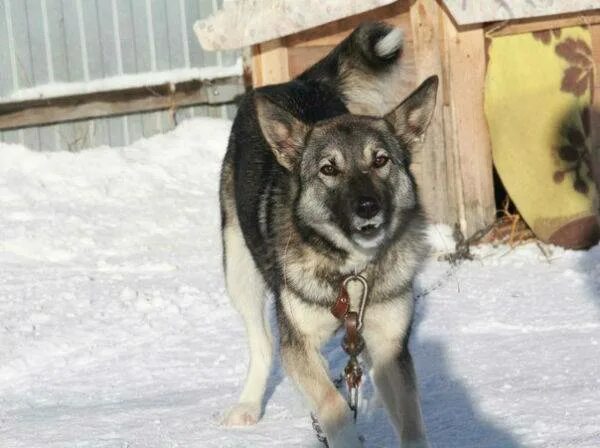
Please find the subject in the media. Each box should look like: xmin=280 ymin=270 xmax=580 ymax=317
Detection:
xmin=1 ymin=118 xmax=599 ymax=448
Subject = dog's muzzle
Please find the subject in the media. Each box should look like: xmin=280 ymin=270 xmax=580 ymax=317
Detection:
xmin=351 ymin=213 xmax=385 ymax=249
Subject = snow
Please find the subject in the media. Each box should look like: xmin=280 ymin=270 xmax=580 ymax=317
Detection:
xmin=1 ymin=117 xmax=599 ymax=448
xmin=0 ymin=60 xmax=242 ymax=104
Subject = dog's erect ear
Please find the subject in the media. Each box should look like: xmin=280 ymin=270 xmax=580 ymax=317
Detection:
xmin=385 ymin=75 xmax=438 ymax=144
xmin=255 ymin=94 xmax=309 ymax=171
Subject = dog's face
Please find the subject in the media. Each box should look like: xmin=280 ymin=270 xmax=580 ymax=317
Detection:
xmin=256 ymin=76 xmax=438 ymax=253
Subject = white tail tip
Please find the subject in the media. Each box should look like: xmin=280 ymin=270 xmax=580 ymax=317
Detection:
xmin=374 ymin=28 xmax=404 ymax=58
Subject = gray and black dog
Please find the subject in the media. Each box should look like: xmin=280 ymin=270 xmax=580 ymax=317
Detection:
xmin=219 ymin=22 xmax=437 ymax=448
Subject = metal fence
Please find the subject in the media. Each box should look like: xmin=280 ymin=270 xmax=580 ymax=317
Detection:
xmin=0 ymin=0 xmax=240 ymax=150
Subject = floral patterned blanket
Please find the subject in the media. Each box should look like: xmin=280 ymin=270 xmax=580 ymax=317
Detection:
xmin=485 ymin=26 xmax=599 ymax=248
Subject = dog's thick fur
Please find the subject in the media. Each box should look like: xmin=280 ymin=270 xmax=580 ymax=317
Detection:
xmin=219 ymin=22 xmax=438 ymax=448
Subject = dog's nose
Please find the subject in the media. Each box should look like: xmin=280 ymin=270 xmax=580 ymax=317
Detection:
xmin=356 ymin=196 xmax=380 ymax=219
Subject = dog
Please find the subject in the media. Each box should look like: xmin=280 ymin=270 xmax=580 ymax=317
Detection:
xmin=219 ymin=22 xmax=438 ymax=448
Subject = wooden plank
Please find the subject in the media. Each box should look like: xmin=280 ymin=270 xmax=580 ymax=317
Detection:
xmin=252 ymin=39 xmax=289 ymax=87
xmin=287 ymin=46 xmax=333 ymax=79
xmin=486 ymin=9 xmax=600 ymax=37
xmin=410 ymin=0 xmax=460 ymax=229
xmin=441 ymin=11 xmax=496 ymax=236
xmin=251 ymin=45 xmax=263 ymax=86
xmin=0 ymin=77 xmax=243 ymax=131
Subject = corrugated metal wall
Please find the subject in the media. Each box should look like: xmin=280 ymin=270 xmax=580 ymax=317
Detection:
xmin=0 ymin=0 xmax=240 ymax=150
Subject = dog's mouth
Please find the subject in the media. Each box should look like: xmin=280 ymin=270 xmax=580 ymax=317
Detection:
xmin=356 ymin=222 xmax=381 ymax=236
xmin=351 ymin=216 xmax=385 ymax=249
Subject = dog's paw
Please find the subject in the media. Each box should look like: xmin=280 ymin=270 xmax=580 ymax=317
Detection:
xmin=220 ymin=402 xmax=261 ymax=427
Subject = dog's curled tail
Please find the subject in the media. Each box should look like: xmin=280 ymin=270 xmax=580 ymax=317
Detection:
xmin=299 ymin=22 xmax=405 ymax=115
xmin=357 ymin=22 xmax=404 ymax=66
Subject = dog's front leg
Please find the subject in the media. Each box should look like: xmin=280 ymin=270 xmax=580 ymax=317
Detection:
xmin=279 ymin=291 xmax=362 ymax=448
xmin=363 ymin=300 xmax=429 ymax=448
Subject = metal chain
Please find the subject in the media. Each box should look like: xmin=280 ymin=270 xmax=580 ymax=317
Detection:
xmin=413 ymin=260 xmax=460 ymax=301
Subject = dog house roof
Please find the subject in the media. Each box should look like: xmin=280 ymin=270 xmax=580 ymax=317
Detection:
xmin=194 ymin=0 xmax=600 ymax=51
xmin=443 ymin=0 xmax=599 ymax=25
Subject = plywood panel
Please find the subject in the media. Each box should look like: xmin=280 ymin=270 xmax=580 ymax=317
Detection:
xmin=252 ymin=40 xmax=289 ymax=87
xmin=287 ymin=46 xmax=333 ymax=79
xmin=442 ymin=12 xmax=495 ymax=235
xmin=410 ymin=0 xmax=459 ymax=228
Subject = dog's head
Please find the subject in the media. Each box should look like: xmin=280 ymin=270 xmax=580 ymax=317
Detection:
xmin=255 ymin=76 xmax=438 ymax=254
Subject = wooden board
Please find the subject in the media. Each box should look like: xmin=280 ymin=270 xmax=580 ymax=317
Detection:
xmin=0 ymin=77 xmax=244 ymax=131
xmin=487 ymin=9 xmax=600 ymax=37
xmin=287 ymin=46 xmax=333 ymax=79
xmin=442 ymin=11 xmax=496 ymax=236
xmin=251 ymin=39 xmax=290 ymax=87
xmin=410 ymin=0 xmax=495 ymax=236
xmin=409 ymin=0 xmax=460 ymax=230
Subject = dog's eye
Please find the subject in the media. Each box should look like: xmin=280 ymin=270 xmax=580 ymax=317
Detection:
xmin=372 ymin=154 xmax=389 ymax=168
xmin=320 ymin=164 xmax=338 ymax=176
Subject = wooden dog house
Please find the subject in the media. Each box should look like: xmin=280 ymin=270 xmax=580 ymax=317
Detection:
xmin=197 ymin=1 xmax=600 ymax=245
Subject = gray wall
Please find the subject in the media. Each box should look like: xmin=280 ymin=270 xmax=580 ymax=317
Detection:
xmin=0 ymin=0 xmax=240 ymax=150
